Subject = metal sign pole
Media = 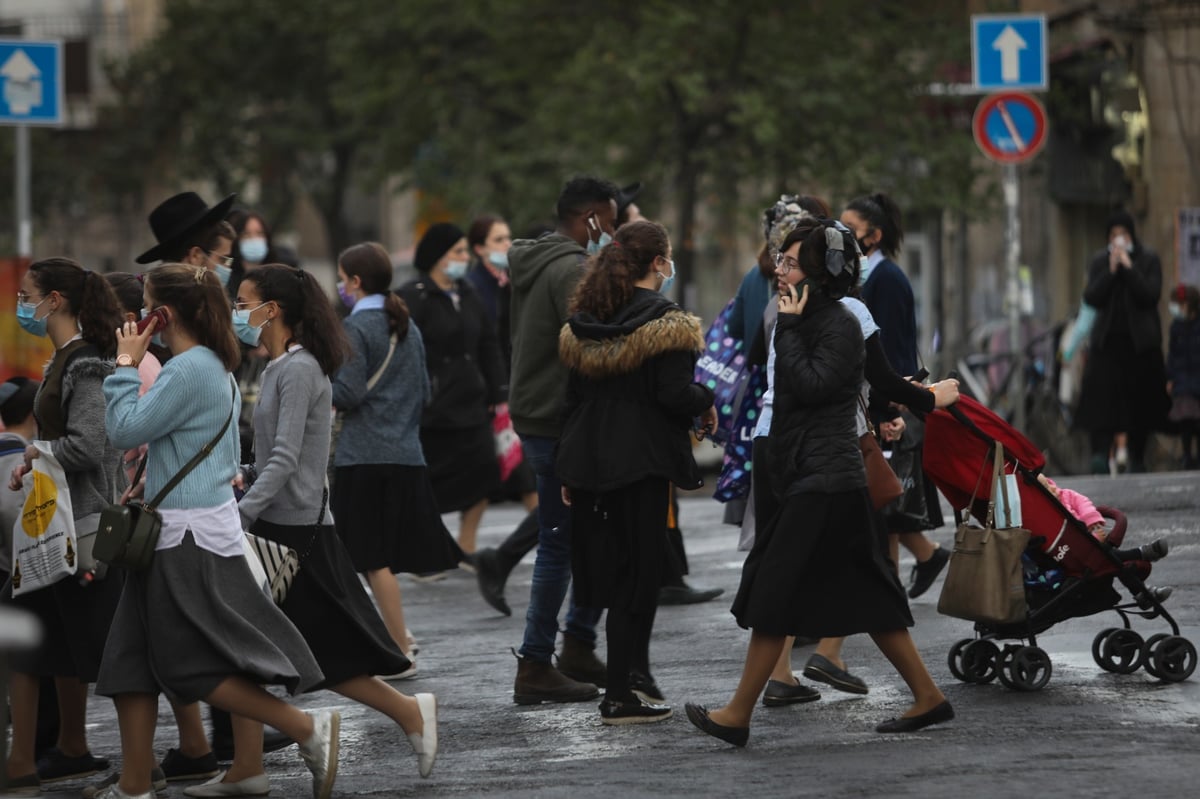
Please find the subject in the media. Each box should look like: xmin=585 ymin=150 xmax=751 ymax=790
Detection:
xmin=15 ymin=124 xmax=31 ymax=257
xmin=1003 ymin=162 xmax=1024 ymax=431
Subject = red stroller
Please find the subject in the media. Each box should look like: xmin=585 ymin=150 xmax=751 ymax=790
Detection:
xmin=922 ymin=395 xmax=1196 ymax=690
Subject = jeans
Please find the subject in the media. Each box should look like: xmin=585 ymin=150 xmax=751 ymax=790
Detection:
xmin=518 ymin=435 xmax=602 ymax=662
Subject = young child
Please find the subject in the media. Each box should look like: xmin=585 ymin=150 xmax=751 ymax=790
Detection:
xmin=1037 ymin=473 xmax=1167 ymax=560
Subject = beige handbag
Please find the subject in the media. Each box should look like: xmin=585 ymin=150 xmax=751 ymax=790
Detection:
xmin=937 ymin=443 xmax=1031 ymax=625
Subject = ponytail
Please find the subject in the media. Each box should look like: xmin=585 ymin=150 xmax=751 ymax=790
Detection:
xmin=846 ymin=191 xmax=904 ymax=259
xmin=338 ymin=242 xmax=410 ymax=340
xmin=29 ymin=258 xmax=122 ymax=357
xmin=569 ymin=220 xmax=670 ymax=320
xmin=241 ymin=264 xmax=351 ymax=375
xmin=147 ymin=264 xmax=241 ymax=371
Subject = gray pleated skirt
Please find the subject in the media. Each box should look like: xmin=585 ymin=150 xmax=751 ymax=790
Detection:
xmin=96 ymin=531 xmax=324 ymax=705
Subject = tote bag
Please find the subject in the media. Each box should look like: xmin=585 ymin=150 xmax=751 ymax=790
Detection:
xmin=11 ymin=443 xmax=76 ymax=596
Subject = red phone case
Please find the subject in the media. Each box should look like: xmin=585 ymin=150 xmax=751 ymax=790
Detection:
xmin=137 ymin=308 xmax=168 ymax=335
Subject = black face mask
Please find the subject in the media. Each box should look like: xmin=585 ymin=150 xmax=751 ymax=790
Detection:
xmin=857 ymin=232 xmax=875 ymax=255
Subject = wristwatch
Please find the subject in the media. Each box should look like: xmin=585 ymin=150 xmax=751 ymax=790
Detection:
xmin=116 ymin=353 xmax=139 ymax=368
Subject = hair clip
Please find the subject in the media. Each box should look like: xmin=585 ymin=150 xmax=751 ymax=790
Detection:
xmin=194 ymin=267 xmax=207 ymax=284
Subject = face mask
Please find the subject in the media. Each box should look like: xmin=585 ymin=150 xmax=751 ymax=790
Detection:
xmin=240 ymin=237 xmax=268 ymax=264
xmin=585 ymin=215 xmax=612 ymax=255
xmin=657 ymin=258 xmax=677 ymax=295
xmin=1109 ymin=235 xmax=1134 ymax=254
xmin=337 ymin=281 xmax=356 ymax=309
xmin=856 ymin=236 xmax=873 ymax=255
xmin=488 ymin=250 xmax=509 ymax=270
xmin=445 ymin=260 xmax=469 ymax=281
xmin=214 ymin=264 xmax=232 ymax=287
xmin=16 ymin=296 xmax=49 ymax=337
xmin=1169 ymin=302 xmax=1184 ymax=320
xmin=232 ymin=303 xmax=268 ymax=346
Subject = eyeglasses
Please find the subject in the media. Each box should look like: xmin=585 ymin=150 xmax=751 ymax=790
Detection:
xmin=208 ymin=252 xmax=234 ymax=268
xmin=15 ymin=291 xmax=42 ymax=304
xmin=774 ymin=253 xmax=801 ymax=274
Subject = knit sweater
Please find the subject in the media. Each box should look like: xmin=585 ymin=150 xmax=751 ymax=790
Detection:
xmin=104 ymin=346 xmax=240 ymax=511
xmin=331 ymin=307 xmax=429 ymax=467
xmin=239 ymin=347 xmax=331 ymax=527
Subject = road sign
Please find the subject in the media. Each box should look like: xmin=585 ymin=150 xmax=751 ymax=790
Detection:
xmin=972 ymin=92 xmax=1047 ymax=164
xmin=0 ymin=39 xmax=63 ymax=126
xmin=972 ymin=14 xmax=1047 ymax=91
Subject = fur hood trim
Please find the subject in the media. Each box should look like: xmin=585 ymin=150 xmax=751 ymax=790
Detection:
xmin=559 ymin=308 xmax=704 ymax=379
xmin=61 ymin=356 xmax=115 ymax=398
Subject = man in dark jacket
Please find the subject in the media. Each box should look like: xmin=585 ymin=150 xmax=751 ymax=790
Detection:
xmin=505 ymin=177 xmax=617 ymax=705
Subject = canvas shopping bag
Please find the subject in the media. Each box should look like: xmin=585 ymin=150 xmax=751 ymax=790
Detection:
xmin=937 ymin=442 xmax=1031 ymax=625
xmin=11 ymin=442 xmax=77 ymax=596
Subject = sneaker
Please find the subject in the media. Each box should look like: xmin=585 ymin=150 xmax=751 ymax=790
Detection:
xmin=36 ymin=748 xmax=110 ymax=783
xmin=762 ymin=679 xmax=821 ymax=707
xmin=907 ymin=546 xmax=950 ymax=599
xmin=83 ymin=768 xmax=168 ymax=798
xmin=556 ymin=634 xmax=607 ymax=688
xmin=159 ymin=748 xmax=219 ymax=782
xmin=298 ymin=710 xmax=340 ymax=799
xmin=405 ymin=693 xmax=438 ymax=779
xmin=1139 ymin=539 xmax=1169 ymax=562
xmin=513 ymin=653 xmax=599 ymax=705
xmin=182 ymin=771 xmax=271 ymax=797
xmin=629 ymin=670 xmax=665 ymax=705
xmin=599 ymin=697 xmax=672 ymax=725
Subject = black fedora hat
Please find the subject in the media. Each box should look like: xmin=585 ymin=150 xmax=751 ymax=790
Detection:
xmin=136 ymin=191 xmax=237 ymax=264
xmin=617 ymin=182 xmax=642 ymax=214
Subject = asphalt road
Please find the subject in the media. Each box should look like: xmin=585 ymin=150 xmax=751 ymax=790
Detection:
xmin=12 ymin=471 xmax=1200 ymax=798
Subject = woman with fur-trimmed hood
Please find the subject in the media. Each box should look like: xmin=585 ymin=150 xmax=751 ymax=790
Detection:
xmin=557 ymin=220 xmax=716 ymax=727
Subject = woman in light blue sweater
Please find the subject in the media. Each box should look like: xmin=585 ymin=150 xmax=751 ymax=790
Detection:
xmin=97 ymin=264 xmax=338 ymax=799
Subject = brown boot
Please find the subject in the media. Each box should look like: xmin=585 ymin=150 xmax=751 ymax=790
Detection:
xmin=556 ymin=634 xmax=607 ymax=689
xmin=513 ymin=653 xmax=600 ymax=705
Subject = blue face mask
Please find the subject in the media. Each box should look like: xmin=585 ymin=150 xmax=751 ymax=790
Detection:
xmin=658 ymin=259 xmax=677 ymax=295
xmin=445 ymin=260 xmax=469 ymax=281
xmin=232 ymin=303 xmax=267 ymax=346
xmin=488 ymin=251 xmax=509 ymax=270
xmin=586 ymin=231 xmax=613 ymax=256
xmin=240 ymin=237 xmax=268 ymax=264
xmin=16 ymin=297 xmax=50 ymax=337
xmin=215 ymin=264 xmax=232 ymax=287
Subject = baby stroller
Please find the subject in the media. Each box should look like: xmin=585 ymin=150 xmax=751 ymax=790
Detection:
xmin=921 ymin=395 xmax=1195 ymax=690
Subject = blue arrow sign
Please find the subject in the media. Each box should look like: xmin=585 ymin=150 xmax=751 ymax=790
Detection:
xmin=0 ymin=39 xmax=63 ymax=126
xmin=972 ymin=15 xmax=1047 ymax=91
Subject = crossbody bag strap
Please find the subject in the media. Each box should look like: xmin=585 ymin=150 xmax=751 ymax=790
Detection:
xmin=856 ymin=392 xmax=876 ymax=438
xmin=366 ymin=333 xmax=398 ymax=391
xmin=296 ymin=486 xmax=329 ymax=562
xmin=145 ymin=378 xmax=236 ymax=512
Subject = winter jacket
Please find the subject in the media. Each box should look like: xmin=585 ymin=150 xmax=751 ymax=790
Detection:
xmin=508 ymin=232 xmax=588 ymax=438
xmin=398 ymin=277 xmax=507 ymax=431
xmin=557 ymin=289 xmax=714 ymax=493
xmin=768 ymin=292 xmax=867 ymax=498
xmin=1083 ymin=245 xmax=1163 ymax=356
xmin=1166 ymin=316 xmax=1200 ymax=397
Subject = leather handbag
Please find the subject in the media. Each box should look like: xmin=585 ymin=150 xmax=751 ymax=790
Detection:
xmin=95 ymin=380 xmax=236 ymax=571
xmin=857 ymin=396 xmax=903 ymax=510
xmin=244 ymin=487 xmax=327 ymax=605
xmin=937 ymin=442 xmax=1031 ymax=625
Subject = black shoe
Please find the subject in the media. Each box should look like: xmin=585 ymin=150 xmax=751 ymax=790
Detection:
xmin=684 ymin=703 xmax=749 ymax=747
xmin=556 ymin=634 xmax=607 ymax=689
xmin=35 ymin=748 xmax=109 ymax=783
xmin=159 ymin=748 xmax=219 ymax=781
xmin=658 ymin=584 xmax=725 ymax=606
xmin=211 ymin=727 xmax=292 ymax=762
xmin=474 ymin=548 xmax=512 ymax=616
xmin=599 ymin=697 xmax=672 ymax=725
xmin=1139 ymin=539 xmax=1169 ymax=562
xmin=907 ymin=546 xmax=950 ymax=599
xmin=802 ymin=653 xmax=869 ymax=695
xmin=629 ymin=670 xmax=665 ymax=704
xmin=875 ymin=700 xmax=954 ymax=733
xmin=762 ymin=679 xmax=821 ymax=707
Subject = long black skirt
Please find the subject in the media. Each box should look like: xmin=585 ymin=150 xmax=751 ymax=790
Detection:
xmin=421 ymin=424 xmax=499 ymax=512
xmin=732 ymin=488 xmax=913 ymax=637
xmin=251 ymin=519 xmax=409 ymax=689
xmin=332 ymin=464 xmax=464 ymax=574
xmin=1075 ymin=340 xmax=1170 ymax=434
xmin=570 ymin=476 xmax=669 ymax=612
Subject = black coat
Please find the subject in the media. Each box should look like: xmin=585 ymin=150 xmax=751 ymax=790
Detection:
xmin=1083 ymin=244 xmax=1163 ymax=356
xmin=399 ymin=277 xmax=507 ymax=430
xmin=557 ymin=289 xmax=714 ymax=493
xmin=768 ymin=293 xmax=867 ymax=498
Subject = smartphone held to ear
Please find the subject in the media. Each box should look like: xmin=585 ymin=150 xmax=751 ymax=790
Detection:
xmin=137 ymin=307 xmax=169 ymax=335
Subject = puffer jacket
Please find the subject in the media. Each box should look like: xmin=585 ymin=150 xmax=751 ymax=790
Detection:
xmin=557 ymin=288 xmax=714 ymax=493
xmin=768 ymin=292 xmax=867 ymax=498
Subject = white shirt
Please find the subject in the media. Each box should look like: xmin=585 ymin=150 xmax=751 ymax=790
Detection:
xmin=159 ymin=498 xmax=244 ymax=557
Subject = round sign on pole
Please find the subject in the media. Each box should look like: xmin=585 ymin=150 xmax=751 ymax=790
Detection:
xmin=972 ymin=91 xmax=1047 ymax=164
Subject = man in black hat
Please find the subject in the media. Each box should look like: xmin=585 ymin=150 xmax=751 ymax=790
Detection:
xmin=137 ymin=192 xmax=239 ymax=291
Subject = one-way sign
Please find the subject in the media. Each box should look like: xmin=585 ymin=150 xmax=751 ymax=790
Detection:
xmin=0 ymin=39 xmax=63 ymax=125
xmin=972 ymin=15 xmax=1047 ymax=92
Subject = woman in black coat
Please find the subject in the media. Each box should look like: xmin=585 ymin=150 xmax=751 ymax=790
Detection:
xmin=399 ymin=223 xmax=508 ymax=554
xmin=557 ymin=220 xmax=716 ymax=726
xmin=1076 ymin=210 xmax=1170 ymax=473
xmin=685 ymin=219 xmax=951 ymax=747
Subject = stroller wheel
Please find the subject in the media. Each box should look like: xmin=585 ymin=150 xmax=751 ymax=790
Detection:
xmin=1142 ymin=633 xmax=1171 ymax=680
xmin=1007 ymin=646 xmax=1053 ymax=691
xmin=1099 ymin=629 xmax=1145 ymax=674
xmin=1092 ymin=628 xmax=1120 ymax=670
xmin=1150 ymin=636 xmax=1197 ymax=683
xmin=961 ymin=640 xmax=1000 ymax=684
xmin=996 ymin=646 xmax=1019 ymax=690
xmin=947 ymin=639 xmax=974 ymax=682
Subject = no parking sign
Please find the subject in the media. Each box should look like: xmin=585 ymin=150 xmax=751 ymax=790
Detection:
xmin=973 ymin=91 xmax=1047 ymax=164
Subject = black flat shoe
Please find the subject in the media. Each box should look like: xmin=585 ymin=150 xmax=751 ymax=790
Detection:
xmin=599 ymin=697 xmax=672 ymax=725
xmin=908 ymin=546 xmax=950 ymax=599
xmin=684 ymin=703 xmax=749 ymax=747
xmin=803 ymin=654 xmax=869 ymax=695
xmin=875 ymin=700 xmax=954 ymax=733
xmin=762 ymin=679 xmax=821 ymax=707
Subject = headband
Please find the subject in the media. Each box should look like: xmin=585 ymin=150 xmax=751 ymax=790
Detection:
xmin=823 ymin=220 xmax=856 ymax=278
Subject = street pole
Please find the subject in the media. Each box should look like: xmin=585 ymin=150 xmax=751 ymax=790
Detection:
xmin=15 ymin=125 xmax=31 ymax=257
xmin=1003 ymin=162 xmax=1025 ymax=432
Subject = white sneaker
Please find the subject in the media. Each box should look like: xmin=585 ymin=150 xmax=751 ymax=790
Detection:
xmin=298 ymin=710 xmax=340 ymax=799
xmin=182 ymin=771 xmax=271 ymax=797
xmin=406 ymin=693 xmax=438 ymax=779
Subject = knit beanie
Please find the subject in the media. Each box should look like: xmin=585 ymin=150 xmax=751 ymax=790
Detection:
xmin=414 ymin=222 xmax=465 ymax=272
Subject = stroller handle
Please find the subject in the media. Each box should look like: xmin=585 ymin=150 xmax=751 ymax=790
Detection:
xmin=1097 ymin=506 xmax=1128 ymax=548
